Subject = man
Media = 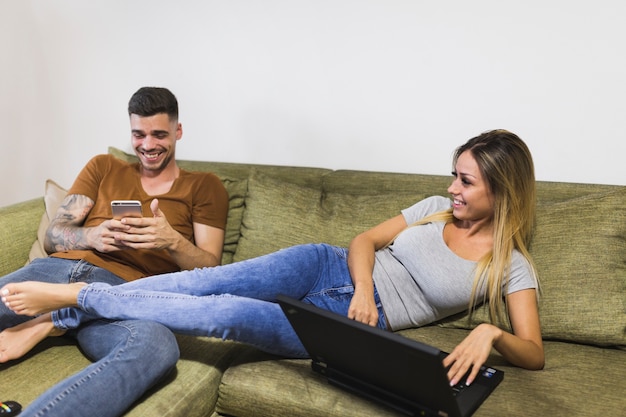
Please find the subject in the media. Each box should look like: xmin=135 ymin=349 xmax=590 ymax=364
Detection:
xmin=0 ymin=87 xmax=229 ymax=416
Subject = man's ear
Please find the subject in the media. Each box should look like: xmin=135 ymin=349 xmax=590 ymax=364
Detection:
xmin=176 ymin=122 xmax=183 ymax=140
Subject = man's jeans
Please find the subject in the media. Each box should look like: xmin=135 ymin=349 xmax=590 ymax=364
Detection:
xmin=0 ymin=257 xmax=126 ymax=329
xmin=54 ymin=244 xmax=387 ymax=358
xmin=1 ymin=257 xmax=179 ymax=417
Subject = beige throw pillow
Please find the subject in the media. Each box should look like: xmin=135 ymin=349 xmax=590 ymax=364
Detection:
xmin=28 ymin=179 xmax=68 ymax=262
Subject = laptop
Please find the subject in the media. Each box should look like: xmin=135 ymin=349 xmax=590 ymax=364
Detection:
xmin=277 ymin=295 xmax=503 ymax=417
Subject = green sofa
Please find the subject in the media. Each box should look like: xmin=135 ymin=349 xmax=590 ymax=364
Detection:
xmin=1 ymin=147 xmax=624 ymax=417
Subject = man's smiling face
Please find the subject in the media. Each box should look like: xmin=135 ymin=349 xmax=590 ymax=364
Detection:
xmin=130 ymin=113 xmax=181 ymax=173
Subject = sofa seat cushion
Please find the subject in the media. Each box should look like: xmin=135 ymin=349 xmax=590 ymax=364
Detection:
xmin=0 ymin=338 xmax=92 ymax=407
xmin=399 ymin=327 xmax=626 ymax=416
xmin=0 ymin=334 xmax=247 ymax=417
xmin=216 ymin=350 xmax=401 ymax=417
xmin=216 ymin=328 xmax=473 ymax=417
xmin=126 ymin=336 xmax=250 ymax=417
xmin=217 ymin=326 xmax=626 ymax=417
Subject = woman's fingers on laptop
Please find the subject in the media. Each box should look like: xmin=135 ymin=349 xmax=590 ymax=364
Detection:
xmin=444 ymin=325 xmax=496 ymax=385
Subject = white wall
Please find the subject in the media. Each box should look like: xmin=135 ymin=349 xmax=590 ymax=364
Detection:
xmin=1 ymin=0 xmax=624 ymax=207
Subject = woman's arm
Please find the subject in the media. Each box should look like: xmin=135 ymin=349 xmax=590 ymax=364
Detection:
xmin=443 ymin=288 xmax=544 ymax=385
xmin=347 ymin=214 xmax=408 ymax=326
xmin=494 ymin=288 xmax=544 ymax=369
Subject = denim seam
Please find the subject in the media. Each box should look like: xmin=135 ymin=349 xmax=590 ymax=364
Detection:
xmin=306 ymin=284 xmax=354 ymax=299
xmin=50 ymin=310 xmax=64 ymax=330
xmin=69 ymin=260 xmax=92 ymax=284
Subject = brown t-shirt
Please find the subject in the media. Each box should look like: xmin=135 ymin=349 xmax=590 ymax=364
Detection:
xmin=51 ymin=154 xmax=228 ymax=281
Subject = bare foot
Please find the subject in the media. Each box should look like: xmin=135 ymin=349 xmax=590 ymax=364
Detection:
xmin=1 ymin=281 xmax=86 ymax=316
xmin=0 ymin=313 xmax=66 ymax=363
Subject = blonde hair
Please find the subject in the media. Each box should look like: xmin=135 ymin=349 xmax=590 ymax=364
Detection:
xmin=393 ymin=130 xmax=538 ymax=325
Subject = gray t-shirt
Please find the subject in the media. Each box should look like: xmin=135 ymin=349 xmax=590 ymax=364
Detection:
xmin=372 ymin=196 xmax=537 ymax=331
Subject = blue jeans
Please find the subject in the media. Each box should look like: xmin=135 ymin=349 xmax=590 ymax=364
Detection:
xmin=53 ymin=244 xmax=387 ymax=358
xmin=0 ymin=258 xmax=125 ymax=329
xmin=21 ymin=320 xmax=179 ymax=417
xmin=1 ymin=258 xmax=180 ymax=417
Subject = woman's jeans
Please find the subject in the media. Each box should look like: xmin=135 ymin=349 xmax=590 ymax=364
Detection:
xmin=0 ymin=258 xmax=179 ymax=417
xmin=54 ymin=244 xmax=387 ymax=358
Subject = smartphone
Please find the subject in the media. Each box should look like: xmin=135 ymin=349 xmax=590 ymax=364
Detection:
xmin=111 ymin=200 xmax=143 ymax=219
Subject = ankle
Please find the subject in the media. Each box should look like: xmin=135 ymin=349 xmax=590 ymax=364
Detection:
xmin=67 ymin=282 xmax=87 ymax=305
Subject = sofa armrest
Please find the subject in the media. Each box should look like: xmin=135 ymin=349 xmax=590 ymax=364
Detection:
xmin=0 ymin=198 xmax=44 ymax=276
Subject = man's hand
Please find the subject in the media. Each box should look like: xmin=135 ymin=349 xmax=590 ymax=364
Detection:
xmin=109 ymin=198 xmax=224 ymax=269
xmin=45 ymin=194 xmax=133 ymax=254
xmin=110 ymin=199 xmax=182 ymax=251
xmin=84 ymin=219 xmax=138 ymax=253
xmin=46 ymin=194 xmax=224 ymax=269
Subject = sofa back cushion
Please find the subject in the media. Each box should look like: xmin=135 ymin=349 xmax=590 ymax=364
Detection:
xmin=322 ymin=170 xmax=452 ymax=197
xmin=531 ymin=188 xmax=625 ymax=347
xmin=439 ymin=187 xmax=626 ymax=348
xmin=233 ymin=173 xmax=426 ymax=262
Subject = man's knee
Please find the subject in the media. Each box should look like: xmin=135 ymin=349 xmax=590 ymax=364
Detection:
xmin=133 ymin=320 xmax=180 ymax=368
xmin=77 ymin=319 xmax=180 ymax=372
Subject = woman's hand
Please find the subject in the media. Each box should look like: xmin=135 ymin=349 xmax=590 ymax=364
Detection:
xmin=347 ymin=214 xmax=409 ymax=327
xmin=444 ymin=289 xmax=544 ymax=386
xmin=442 ymin=323 xmax=502 ymax=386
xmin=347 ymin=288 xmax=379 ymax=327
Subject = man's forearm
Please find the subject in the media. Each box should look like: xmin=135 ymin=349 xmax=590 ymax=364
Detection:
xmin=167 ymin=237 xmax=222 ymax=270
xmin=44 ymin=194 xmax=96 ymax=254
xmin=44 ymin=225 xmax=92 ymax=253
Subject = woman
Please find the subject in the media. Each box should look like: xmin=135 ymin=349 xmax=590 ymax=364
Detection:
xmin=1 ymin=129 xmax=544 ymax=388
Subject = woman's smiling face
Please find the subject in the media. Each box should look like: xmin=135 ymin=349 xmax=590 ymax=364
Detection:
xmin=447 ymin=150 xmax=495 ymax=225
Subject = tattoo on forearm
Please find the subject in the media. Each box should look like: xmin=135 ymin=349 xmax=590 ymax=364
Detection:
xmin=47 ymin=227 xmax=89 ymax=252
xmin=44 ymin=194 xmax=95 ymax=252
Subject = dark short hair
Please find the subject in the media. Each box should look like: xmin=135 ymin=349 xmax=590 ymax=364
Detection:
xmin=128 ymin=87 xmax=178 ymax=121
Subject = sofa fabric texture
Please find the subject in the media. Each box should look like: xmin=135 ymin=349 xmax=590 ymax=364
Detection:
xmin=0 ymin=147 xmax=624 ymax=416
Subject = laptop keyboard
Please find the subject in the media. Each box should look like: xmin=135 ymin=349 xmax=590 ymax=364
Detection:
xmin=451 ymin=366 xmax=499 ymax=396
xmin=451 ymin=380 xmax=469 ymax=397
